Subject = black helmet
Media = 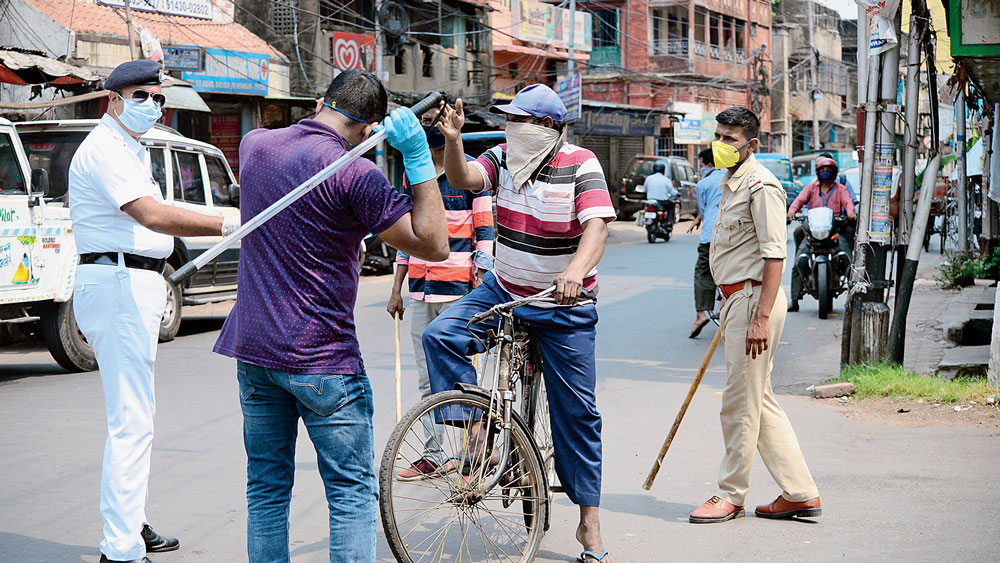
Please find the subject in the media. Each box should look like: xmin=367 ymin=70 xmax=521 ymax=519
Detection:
xmin=652 ymin=162 xmax=666 ymax=174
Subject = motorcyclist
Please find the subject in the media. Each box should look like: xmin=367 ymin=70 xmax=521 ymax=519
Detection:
xmin=786 ymin=157 xmax=857 ymax=312
xmin=643 ymin=161 xmax=679 ymax=224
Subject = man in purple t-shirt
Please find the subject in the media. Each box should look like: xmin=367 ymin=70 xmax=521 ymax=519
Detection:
xmin=214 ymin=70 xmax=448 ymax=563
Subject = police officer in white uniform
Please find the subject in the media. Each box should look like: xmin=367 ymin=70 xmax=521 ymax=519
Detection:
xmin=68 ymin=59 xmax=240 ymax=563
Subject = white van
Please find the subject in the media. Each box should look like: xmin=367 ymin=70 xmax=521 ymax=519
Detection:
xmin=2 ymin=119 xmax=240 ymax=372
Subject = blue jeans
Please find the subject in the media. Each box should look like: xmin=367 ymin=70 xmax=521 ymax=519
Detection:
xmin=237 ymin=361 xmax=377 ymax=563
xmin=422 ymin=272 xmax=603 ymax=507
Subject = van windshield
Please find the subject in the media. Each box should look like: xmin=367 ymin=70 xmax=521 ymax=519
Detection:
xmin=759 ymin=158 xmax=792 ymax=182
xmin=19 ymin=131 xmax=88 ymax=198
xmin=629 ymin=158 xmax=668 ymax=177
xmin=0 ymin=134 xmax=26 ymax=194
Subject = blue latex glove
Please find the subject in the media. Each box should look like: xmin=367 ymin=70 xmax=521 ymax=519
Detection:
xmin=383 ymin=107 xmax=435 ymax=185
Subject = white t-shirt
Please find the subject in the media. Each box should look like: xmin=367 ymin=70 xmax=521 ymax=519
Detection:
xmin=68 ymin=115 xmax=173 ymax=258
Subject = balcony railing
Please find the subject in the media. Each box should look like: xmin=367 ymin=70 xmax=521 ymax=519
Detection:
xmin=693 ymin=40 xmax=707 ymax=57
xmin=652 ymin=39 xmax=689 ymax=56
xmin=589 ymin=45 xmax=621 ymax=68
xmin=736 ymin=48 xmax=747 ymax=64
xmin=710 ymin=44 xmax=721 ymax=59
xmin=723 ymin=49 xmax=733 ymax=62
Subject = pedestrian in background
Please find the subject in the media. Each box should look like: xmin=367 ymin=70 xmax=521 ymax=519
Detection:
xmin=387 ymin=104 xmax=495 ymax=481
xmin=689 ymin=107 xmax=821 ymax=524
xmin=213 ymin=69 xmax=448 ymax=563
xmin=687 ymin=148 xmax=722 ymax=338
xmin=69 ymin=59 xmax=238 ymax=563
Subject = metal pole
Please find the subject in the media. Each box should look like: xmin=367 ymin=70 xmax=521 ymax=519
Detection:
xmin=807 ymin=0 xmax=820 ymax=150
xmin=888 ymin=155 xmax=942 ymax=363
xmin=845 ymin=53 xmax=883 ymax=366
xmin=958 ymin=86 xmax=968 ymax=251
xmin=123 ymin=1 xmax=136 ymax=60
xmin=374 ymin=0 xmax=387 ymax=174
xmin=901 ymin=13 xmax=922 ymax=247
xmin=568 ymin=0 xmax=576 ymax=77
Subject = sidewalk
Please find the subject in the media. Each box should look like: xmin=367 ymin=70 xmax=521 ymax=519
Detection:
xmin=901 ymin=252 xmax=955 ymax=375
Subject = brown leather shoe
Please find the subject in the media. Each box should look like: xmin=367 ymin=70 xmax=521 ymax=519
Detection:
xmin=689 ymin=496 xmax=745 ymax=523
xmin=755 ymin=495 xmax=822 ymax=519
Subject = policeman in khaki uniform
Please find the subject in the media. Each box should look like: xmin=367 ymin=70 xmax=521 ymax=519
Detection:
xmin=688 ymin=107 xmax=821 ymax=524
xmin=69 ymin=60 xmax=240 ymax=563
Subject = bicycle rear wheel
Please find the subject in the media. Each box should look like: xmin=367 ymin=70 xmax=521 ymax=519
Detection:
xmin=380 ymin=390 xmax=548 ymax=563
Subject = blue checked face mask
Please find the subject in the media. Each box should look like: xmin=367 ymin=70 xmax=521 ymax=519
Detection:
xmin=115 ymin=93 xmax=162 ymax=134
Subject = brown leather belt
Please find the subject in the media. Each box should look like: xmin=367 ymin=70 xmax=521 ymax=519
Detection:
xmin=79 ymin=252 xmax=166 ymax=273
xmin=719 ymin=280 xmax=761 ymax=299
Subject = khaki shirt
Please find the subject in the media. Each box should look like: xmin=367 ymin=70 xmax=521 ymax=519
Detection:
xmin=709 ymin=153 xmax=788 ymax=285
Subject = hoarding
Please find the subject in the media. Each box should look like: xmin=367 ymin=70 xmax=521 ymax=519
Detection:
xmin=182 ymin=48 xmax=269 ymax=96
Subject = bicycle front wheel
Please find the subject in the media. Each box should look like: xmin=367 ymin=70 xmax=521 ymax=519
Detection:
xmin=379 ymin=390 xmax=549 ymax=563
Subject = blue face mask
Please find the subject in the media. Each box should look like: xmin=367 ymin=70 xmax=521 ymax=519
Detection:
xmin=817 ymin=170 xmax=837 ymax=182
xmin=116 ymin=94 xmax=162 ymax=134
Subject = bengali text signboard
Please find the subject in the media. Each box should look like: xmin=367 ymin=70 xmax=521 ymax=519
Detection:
xmin=183 ymin=48 xmax=269 ymax=96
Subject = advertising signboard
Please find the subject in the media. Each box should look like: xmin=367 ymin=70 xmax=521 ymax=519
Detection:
xmin=183 ymin=48 xmax=269 ymax=96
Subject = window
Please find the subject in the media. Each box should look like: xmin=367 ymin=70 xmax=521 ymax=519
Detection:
xmin=394 ymin=47 xmax=407 ymax=75
xmin=149 ymin=148 xmax=168 ymax=199
xmin=272 ymin=1 xmax=295 ymax=36
xmin=18 ymin=131 xmax=87 ymax=198
xmin=593 ymin=9 xmax=619 ymax=48
xmin=0 ymin=135 xmax=26 ymax=195
xmin=421 ymin=45 xmax=434 ymax=78
xmin=205 ymin=155 xmax=232 ymax=207
xmin=173 ymin=151 xmax=206 ymax=204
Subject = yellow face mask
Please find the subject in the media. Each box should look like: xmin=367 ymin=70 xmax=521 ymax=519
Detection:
xmin=712 ymin=139 xmax=751 ymax=169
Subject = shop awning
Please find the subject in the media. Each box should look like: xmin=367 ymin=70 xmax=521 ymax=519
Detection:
xmin=493 ymin=43 xmax=589 ymax=62
xmin=163 ymin=84 xmax=211 ymax=112
xmin=0 ymin=49 xmax=102 ymax=86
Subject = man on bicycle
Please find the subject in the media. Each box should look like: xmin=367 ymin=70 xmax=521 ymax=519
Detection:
xmin=423 ymin=84 xmax=616 ymax=563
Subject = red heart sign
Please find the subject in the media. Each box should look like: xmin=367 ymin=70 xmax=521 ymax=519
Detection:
xmin=335 ymin=39 xmax=360 ymax=70
xmin=331 ymin=32 xmax=375 ymax=71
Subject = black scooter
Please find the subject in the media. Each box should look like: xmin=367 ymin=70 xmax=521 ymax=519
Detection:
xmin=644 ymin=196 xmax=679 ymax=243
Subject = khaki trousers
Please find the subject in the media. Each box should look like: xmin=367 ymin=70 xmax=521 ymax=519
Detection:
xmin=716 ymin=282 xmax=819 ymax=507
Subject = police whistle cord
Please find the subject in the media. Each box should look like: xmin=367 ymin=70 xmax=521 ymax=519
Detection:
xmin=642 ymin=326 xmax=723 ymax=490
xmin=169 ymin=92 xmax=446 ymax=284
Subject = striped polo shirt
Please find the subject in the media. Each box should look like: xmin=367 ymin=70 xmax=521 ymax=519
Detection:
xmin=472 ymin=142 xmax=615 ymax=297
xmin=396 ymin=171 xmax=495 ymax=302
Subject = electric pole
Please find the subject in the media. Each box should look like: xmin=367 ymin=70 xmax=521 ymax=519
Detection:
xmin=124 ymin=0 xmax=136 ymax=60
xmin=807 ymin=0 xmax=820 ymax=150
xmin=374 ymin=0 xmax=386 ymax=174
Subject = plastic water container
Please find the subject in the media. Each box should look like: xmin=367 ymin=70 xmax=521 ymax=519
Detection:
xmin=807 ymin=207 xmax=834 ymax=239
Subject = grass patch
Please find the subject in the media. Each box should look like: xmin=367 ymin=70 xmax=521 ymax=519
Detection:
xmin=832 ymin=363 xmax=999 ymax=404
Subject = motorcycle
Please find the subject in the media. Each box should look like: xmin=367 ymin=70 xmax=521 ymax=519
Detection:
xmin=794 ymin=207 xmax=853 ymax=319
xmin=644 ymin=196 xmax=679 ymax=243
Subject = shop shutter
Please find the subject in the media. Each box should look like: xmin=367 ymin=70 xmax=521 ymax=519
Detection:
xmin=577 ymin=134 xmax=611 ymax=186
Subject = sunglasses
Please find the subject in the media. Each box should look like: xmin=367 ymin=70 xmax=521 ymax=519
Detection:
xmin=118 ymin=89 xmax=166 ymax=107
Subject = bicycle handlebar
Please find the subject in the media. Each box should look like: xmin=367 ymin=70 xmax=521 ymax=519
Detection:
xmin=468 ymin=286 xmax=596 ymax=326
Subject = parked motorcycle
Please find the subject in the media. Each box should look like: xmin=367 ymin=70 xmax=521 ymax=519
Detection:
xmin=794 ymin=207 xmax=853 ymax=319
xmin=644 ymin=196 xmax=679 ymax=243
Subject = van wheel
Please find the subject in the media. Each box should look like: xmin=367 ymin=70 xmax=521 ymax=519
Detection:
xmin=41 ymin=298 xmax=97 ymax=372
xmin=159 ymin=263 xmax=183 ymax=342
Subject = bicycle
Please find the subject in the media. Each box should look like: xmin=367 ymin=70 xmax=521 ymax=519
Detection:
xmin=378 ymin=286 xmax=591 ymax=562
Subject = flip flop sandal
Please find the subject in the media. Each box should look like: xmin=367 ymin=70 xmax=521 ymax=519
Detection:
xmin=578 ymin=550 xmax=610 ymax=562
xmin=689 ymin=317 xmax=710 ymax=338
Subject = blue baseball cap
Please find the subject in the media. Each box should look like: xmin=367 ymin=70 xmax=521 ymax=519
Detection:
xmin=489 ymin=84 xmax=567 ymax=122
